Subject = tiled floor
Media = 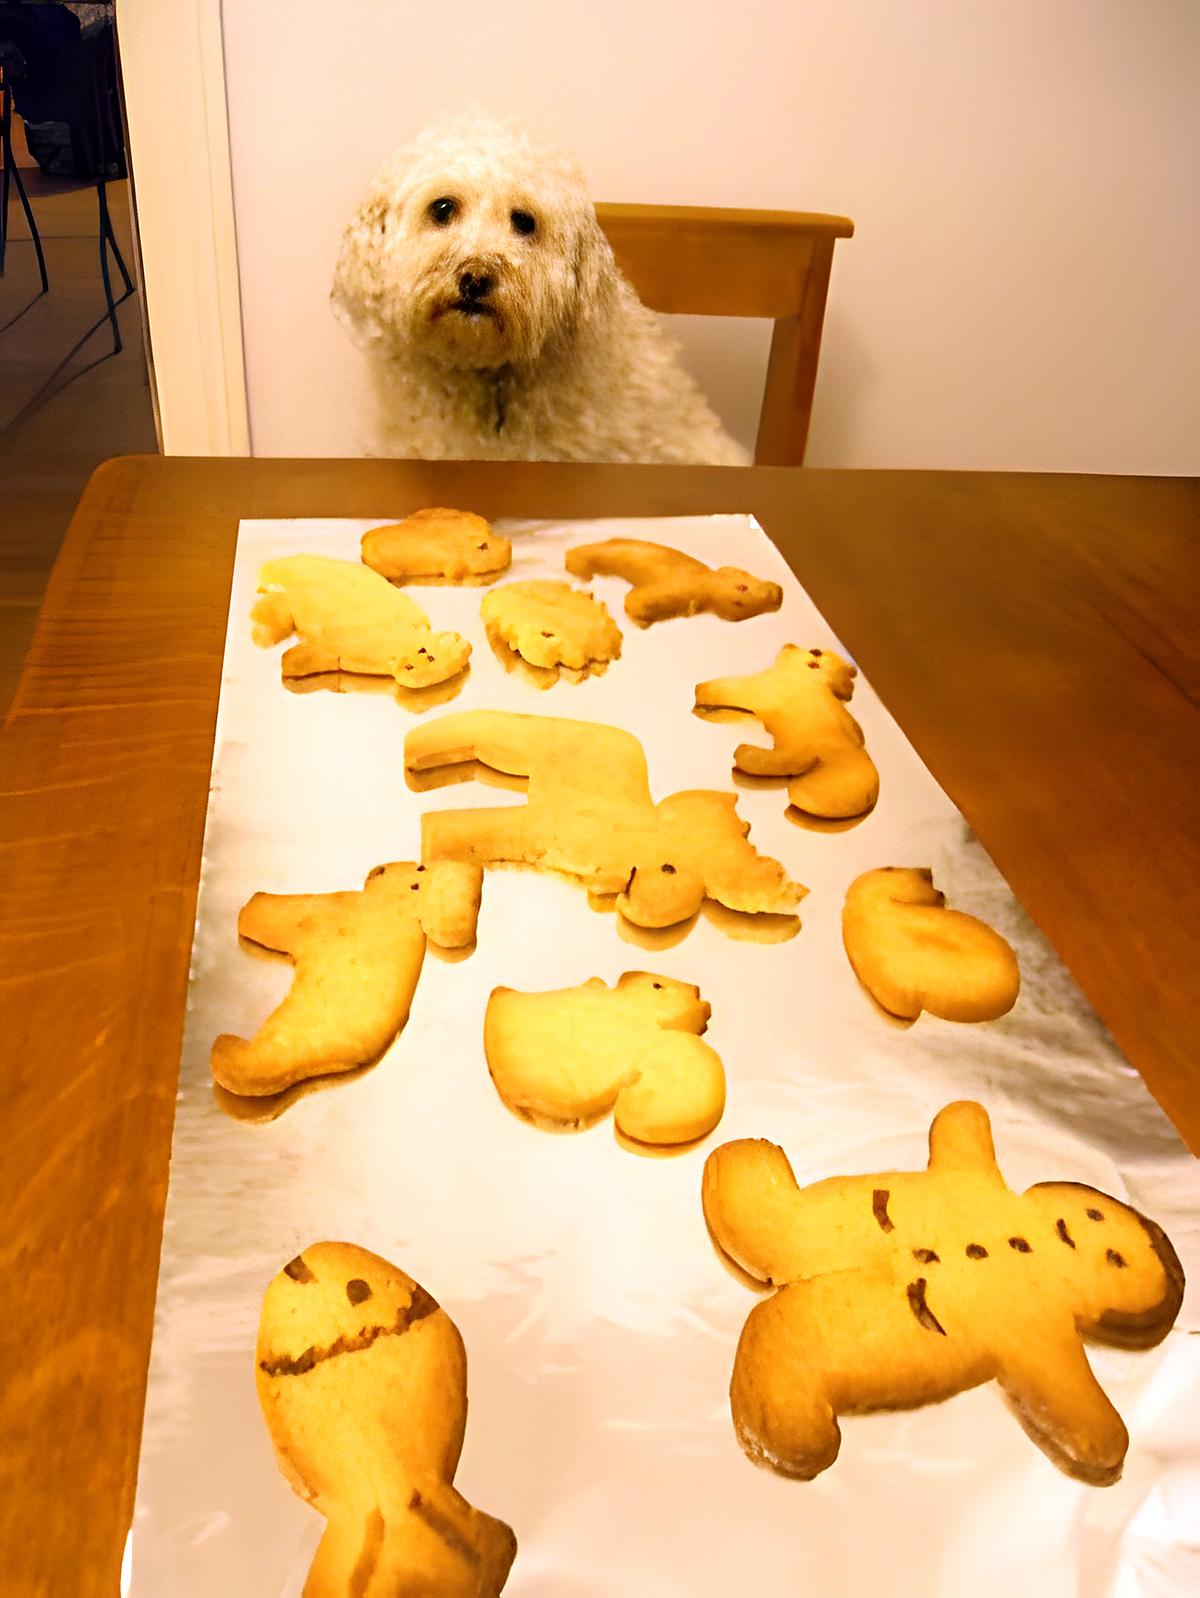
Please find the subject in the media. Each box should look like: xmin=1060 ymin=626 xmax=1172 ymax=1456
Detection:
xmin=1 ymin=169 xmax=158 ymax=717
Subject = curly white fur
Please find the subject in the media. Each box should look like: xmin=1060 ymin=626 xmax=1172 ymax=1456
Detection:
xmin=331 ymin=110 xmax=749 ymax=466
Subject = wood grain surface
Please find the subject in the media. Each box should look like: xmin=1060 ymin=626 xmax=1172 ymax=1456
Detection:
xmin=1 ymin=458 xmax=1197 ymax=1595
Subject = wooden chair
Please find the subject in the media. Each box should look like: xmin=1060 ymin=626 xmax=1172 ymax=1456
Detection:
xmin=595 ymin=203 xmax=853 ymax=466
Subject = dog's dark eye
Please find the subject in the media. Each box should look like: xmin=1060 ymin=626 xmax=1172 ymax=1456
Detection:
xmin=510 ymin=209 xmax=536 ymax=237
xmin=428 ymin=197 xmax=458 ymax=225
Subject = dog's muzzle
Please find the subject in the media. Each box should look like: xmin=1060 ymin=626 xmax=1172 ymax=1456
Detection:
xmin=447 ymin=262 xmax=499 ymax=319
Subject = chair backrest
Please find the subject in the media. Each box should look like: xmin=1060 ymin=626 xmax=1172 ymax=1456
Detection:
xmin=595 ymin=203 xmax=853 ymax=466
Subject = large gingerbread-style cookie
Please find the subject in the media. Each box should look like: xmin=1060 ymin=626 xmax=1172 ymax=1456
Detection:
xmin=843 ymin=866 xmax=1020 ymax=1022
xmin=211 ymin=860 xmax=483 ymax=1096
xmin=405 ymin=710 xmax=805 ymax=931
xmin=481 ymin=580 xmax=622 ymax=678
xmin=694 ymin=645 xmax=879 ymax=819
xmin=485 ymin=971 xmax=724 ymax=1147
xmin=361 ymin=507 xmax=512 ymax=584
xmin=257 ymin=1242 xmax=517 ymax=1596
xmin=252 ymin=554 xmax=471 ymax=686
xmin=565 ymin=538 xmax=782 ymax=626
xmin=702 ymin=1101 xmax=1184 ymax=1485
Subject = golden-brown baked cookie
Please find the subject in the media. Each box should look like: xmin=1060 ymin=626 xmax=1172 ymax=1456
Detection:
xmin=361 ymin=508 xmax=512 ymax=583
xmin=842 ymin=867 xmax=1020 ymax=1022
xmin=211 ymin=861 xmax=483 ymax=1096
xmin=252 ymin=554 xmax=471 ymax=685
xmin=481 ymin=580 xmax=622 ymax=676
xmin=702 ymin=1101 xmax=1184 ymax=1485
xmin=256 ymin=1242 xmax=517 ymax=1596
xmin=405 ymin=710 xmax=805 ymax=931
xmin=484 ymin=972 xmax=724 ymax=1146
xmin=695 ymin=645 xmax=879 ymax=819
xmin=565 ymin=538 xmax=782 ymax=626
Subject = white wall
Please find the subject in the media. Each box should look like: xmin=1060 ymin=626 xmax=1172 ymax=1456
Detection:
xmin=221 ymin=0 xmax=1199 ymax=471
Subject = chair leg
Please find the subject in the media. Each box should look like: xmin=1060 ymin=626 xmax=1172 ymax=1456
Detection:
xmin=1 ymin=136 xmax=8 ymax=275
xmin=99 ymin=175 xmax=134 ymax=294
xmin=0 ymin=81 xmax=49 ymax=291
xmin=96 ymin=178 xmax=130 ymax=354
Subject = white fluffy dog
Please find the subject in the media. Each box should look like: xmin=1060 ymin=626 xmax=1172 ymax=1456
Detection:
xmin=331 ymin=111 xmax=749 ymax=466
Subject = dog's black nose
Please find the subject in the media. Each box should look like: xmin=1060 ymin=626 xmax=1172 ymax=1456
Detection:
xmin=458 ymin=270 xmax=493 ymax=302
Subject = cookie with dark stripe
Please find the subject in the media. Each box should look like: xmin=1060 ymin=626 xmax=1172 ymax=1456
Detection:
xmin=256 ymin=1242 xmax=516 ymax=1595
xmin=701 ymin=1101 xmax=1183 ymax=1485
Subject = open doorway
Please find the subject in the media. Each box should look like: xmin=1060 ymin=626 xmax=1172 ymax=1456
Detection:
xmin=0 ymin=2 xmax=157 ymax=715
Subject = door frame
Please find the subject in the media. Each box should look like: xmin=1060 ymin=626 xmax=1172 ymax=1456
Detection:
xmin=115 ymin=0 xmax=249 ymax=453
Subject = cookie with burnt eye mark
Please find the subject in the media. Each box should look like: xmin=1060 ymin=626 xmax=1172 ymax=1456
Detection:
xmin=481 ymin=579 xmax=622 ymax=681
xmin=362 ymin=507 xmax=512 ymax=584
xmin=256 ymin=1242 xmax=516 ymax=1594
xmin=484 ymin=971 xmax=723 ymax=1147
xmin=694 ymin=645 xmax=879 ymax=820
xmin=701 ymin=1101 xmax=1183 ymax=1485
xmin=251 ymin=553 xmax=471 ymax=688
xmin=565 ymin=537 xmax=782 ymax=626
xmin=406 ymin=709 xmax=805 ymax=934
xmin=211 ymin=859 xmax=482 ymax=1097
xmin=842 ymin=866 xmax=1019 ymax=1022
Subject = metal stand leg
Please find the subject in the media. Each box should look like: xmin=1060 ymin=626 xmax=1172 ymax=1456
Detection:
xmin=96 ymin=177 xmax=133 ymax=354
xmin=1 ymin=77 xmax=48 ymax=290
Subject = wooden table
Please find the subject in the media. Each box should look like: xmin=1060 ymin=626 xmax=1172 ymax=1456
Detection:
xmin=2 ymin=457 xmax=1197 ymax=1595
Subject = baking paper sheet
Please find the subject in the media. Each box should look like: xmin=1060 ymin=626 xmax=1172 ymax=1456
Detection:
xmin=132 ymin=515 xmax=1200 ymax=1597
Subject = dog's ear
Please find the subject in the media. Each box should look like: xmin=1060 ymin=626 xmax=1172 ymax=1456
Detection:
xmin=331 ymin=192 xmax=390 ymax=344
xmin=569 ymin=212 xmax=622 ymax=332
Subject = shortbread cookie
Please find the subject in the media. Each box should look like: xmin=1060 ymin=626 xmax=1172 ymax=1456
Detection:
xmin=362 ymin=507 xmax=512 ymax=583
xmin=405 ymin=710 xmax=805 ymax=931
xmin=485 ymin=972 xmax=724 ymax=1146
xmin=211 ymin=860 xmax=483 ymax=1096
xmin=695 ymin=645 xmax=879 ymax=819
xmin=565 ymin=538 xmax=782 ymax=626
xmin=252 ymin=554 xmax=471 ymax=686
xmin=257 ymin=1242 xmax=517 ymax=1596
xmin=481 ymin=580 xmax=622 ymax=675
xmin=842 ymin=867 xmax=1019 ymax=1022
xmin=702 ymin=1101 xmax=1184 ymax=1485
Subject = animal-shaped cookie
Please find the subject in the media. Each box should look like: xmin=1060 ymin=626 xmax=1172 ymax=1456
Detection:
xmin=694 ymin=645 xmax=879 ymax=819
xmin=405 ymin=710 xmax=805 ymax=931
xmin=252 ymin=554 xmax=471 ymax=685
xmin=485 ymin=972 xmax=724 ymax=1147
xmin=257 ymin=1242 xmax=517 ymax=1596
xmin=481 ymin=580 xmax=622 ymax=678
xmin=702 ymin=1101 xmax=1184 ymax=1485
xmin=361 ymin=507 xmax=512 ymax=583
xmin=843 ymin=867 xmax=1020 ymax=1022
xmin=211 ymin=860 xmax=483 ymax=1096
xmin=565 ymin=538 xmax=782 ymax=626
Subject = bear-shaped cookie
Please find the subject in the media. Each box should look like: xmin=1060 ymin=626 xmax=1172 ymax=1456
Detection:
xmin=251 ymin=553 xmax=471 ymax=686
xmin=211 ymin=860 xmax=483 ymax=1096
xmin=256 ymin=1242 xmax=517 ymax=1596
xmin=843 ymin=866 xmax=1020 ymax=1022
xmin=361 ymin=507 xmax=512 ymax=584
xmin=694 ymin=645 xmax=879 ymax=820
xmin=405 ymin=710 xmax=805 ymax=931
xmin=565 ymin=538 xmax=782 ymax=626
xmin=485 ymin=971 xmax=724 ymax=1147
xmin=702 ymin=1101 xmax=1184 ymax=1485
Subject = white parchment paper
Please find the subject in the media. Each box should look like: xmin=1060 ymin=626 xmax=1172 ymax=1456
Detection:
xmin=132 ymin=515 xmax=1200 ymax=1598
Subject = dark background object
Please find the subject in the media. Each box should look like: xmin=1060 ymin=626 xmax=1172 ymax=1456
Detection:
xmin=0 ymin=3 xmax=124 ymax=177
xmin=0 ymin=2 xmax=132 ymax=347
